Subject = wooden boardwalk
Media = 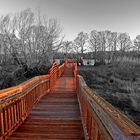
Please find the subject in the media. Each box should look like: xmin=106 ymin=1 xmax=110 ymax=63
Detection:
xmin=7 ymin=65 xmax=85 ymax=140
xmin=1 ymin=60 xmax=140 ymax=140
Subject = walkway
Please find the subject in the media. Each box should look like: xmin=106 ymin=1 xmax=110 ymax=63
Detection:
xmin=8 ymin=65 xmax=85 ymax=140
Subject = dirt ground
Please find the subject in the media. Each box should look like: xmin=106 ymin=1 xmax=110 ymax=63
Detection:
xmin=78 ymin=64 xmax=140 ymax=127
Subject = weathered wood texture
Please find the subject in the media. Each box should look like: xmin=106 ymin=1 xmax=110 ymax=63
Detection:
xmin=7 ymin=64 xmax=85 ymax=140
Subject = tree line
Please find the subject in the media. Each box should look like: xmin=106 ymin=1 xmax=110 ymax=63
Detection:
xmin=0 ymin=8 xmax=140 ymax=67
xmin=63 ymin=31 xmax=140 ymax=65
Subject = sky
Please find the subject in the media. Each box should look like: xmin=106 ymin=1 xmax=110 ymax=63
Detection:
xmin=0 ymin=0 xmax=140 ymax=41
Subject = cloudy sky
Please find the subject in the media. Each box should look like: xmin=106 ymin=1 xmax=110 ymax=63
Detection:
xmin=0 ymin=0 xmax=140 ymax=40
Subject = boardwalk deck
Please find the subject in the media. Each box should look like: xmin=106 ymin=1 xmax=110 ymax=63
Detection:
xmin=7 ymin=65 xmax=85 ymax=140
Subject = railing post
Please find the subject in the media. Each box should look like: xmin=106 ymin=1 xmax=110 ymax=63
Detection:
xmin=65 ymin=58 xmax=68 ymax=66
xmin=49 ymin=62 xmax=65 ymax=89
xmin=0 ymin=110 xmax=4 ymax=140
xmin=73 ymin=62 xmax=78 ymax=90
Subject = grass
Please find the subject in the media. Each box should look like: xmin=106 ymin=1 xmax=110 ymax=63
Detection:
xmin=128 ymin=82 xmax=140 ymax=112
xmin=0 ymin=64 xmax=50 ymax=90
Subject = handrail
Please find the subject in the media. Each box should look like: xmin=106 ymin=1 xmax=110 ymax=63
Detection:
xmin=49 ymin=63 xmax=65 ymax=88
xmin=73 ymin=61 xmax=140 ymax=140
xmin=0 ymin=62 xmax=65 ymax=139
xmin=74 ymin=62 xmax=78 ymax=89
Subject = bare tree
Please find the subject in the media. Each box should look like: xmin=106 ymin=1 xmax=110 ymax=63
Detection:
xmin=89 ymin=30 xmax=99 ymax=64
xmin=73 ymin=38 xmax=81 ymax=61
xmin=97 ymin=31 xmax=111 ymax=64
xmin=118 ymin=33 xmax=132 ymax=55
xmin=110 ymin=32 xmax=119 ymax=62
xmin=0 ymin=8 xmax=62 ymax=69
xmin=0 ymin=14 xmax=20 ymax=65
xmin=134 ymin=35 xmax=140 ymax=57
xmin=74 ymin=32 xmax=88 ymax=57
xmin=62 ymin=41 xmax=72 ymax=58
xmin=15 ymin=8 xmax=34 ymax=65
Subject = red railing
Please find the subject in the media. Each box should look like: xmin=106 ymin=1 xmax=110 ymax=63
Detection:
xmin=49 ymin=62 xmax=65 ymax=88
xmin=72 ymin=61 xmax=140 ymax=140
xmin=74 ymin=61 xmax=78 ymax=89
xmin=1 ymin=59 xmax=140 ymax=140
xmin=0 ymin=62 xmax=65 ymax=140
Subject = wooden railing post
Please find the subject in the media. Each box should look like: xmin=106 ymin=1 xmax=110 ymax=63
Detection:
xmin=49 ymin=63 xmax=58 ymax=89
xmin=73 ymin=62 xmax=78 ymax=90
xmin=65 ymin=58 xmax=68 ymax=66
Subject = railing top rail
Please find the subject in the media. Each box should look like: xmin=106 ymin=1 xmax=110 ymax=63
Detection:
xmin=0 ymin=75 xmax=49 ymax=94
xmin=0 ymin=62 xmax=65 ymax=103
xmin=0 ymin=75 xmax=50 ymax=108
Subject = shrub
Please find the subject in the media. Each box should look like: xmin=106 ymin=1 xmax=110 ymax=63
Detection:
xmin=113 ymin=61 xmax=136 ymax=81
xmin=78 ymin=70 xmax=93 ymax=86
xmin=128 ymin=83 xmax=140 ymax=112
xmin=25 ymin=65 xmax=50 ymax=78
xmin=0 ymin=74 xmax=15 ymax=89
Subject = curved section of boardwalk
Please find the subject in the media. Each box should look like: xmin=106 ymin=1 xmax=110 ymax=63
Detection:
xmin=8 ymin=65 xmax=85 ymax=140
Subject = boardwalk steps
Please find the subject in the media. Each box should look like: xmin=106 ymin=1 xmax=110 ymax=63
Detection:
xmin=7 ymin=64 xmax=85 ymax=140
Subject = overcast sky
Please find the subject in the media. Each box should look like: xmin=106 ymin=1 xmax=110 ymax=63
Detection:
xmin=0 ymin=0 xmax=140 ymax=41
